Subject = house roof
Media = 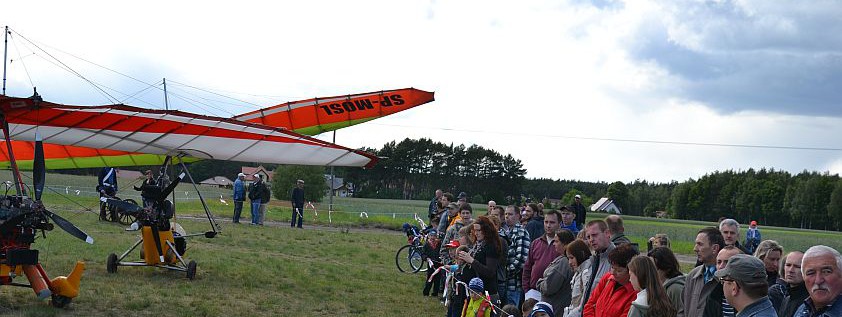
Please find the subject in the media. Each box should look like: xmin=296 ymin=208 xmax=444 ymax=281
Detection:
xmin=200 ymin=176 xmax=234 ymax=186
xmin=324 ymin=175 xmax=345 ymax=190
xmin=242 ymin=165 xmax=273 ymax=181
xmin=590 ymin=197 xmax=614 ymax=212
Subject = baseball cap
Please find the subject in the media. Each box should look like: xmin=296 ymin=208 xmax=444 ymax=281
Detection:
xmin=237 ymin=173 xmax=245 ymax=177
xmin=574 ymin=194 xmax=581 ymax=199
xmin=714 ymin=254 xmax=767 ymax=284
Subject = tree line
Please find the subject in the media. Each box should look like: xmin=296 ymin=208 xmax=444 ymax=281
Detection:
xmin=337 ymin=139 xmax=842 ymax=231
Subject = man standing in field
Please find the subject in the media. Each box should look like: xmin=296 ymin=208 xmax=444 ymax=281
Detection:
xmin=522 ymin=210 xmax=561 ymax=302
xmin=707 ymin=245 xmax=744 ymax=317
xmin=429 ymin=189 xmax=443 ymax=224
xmin=577 ymin=219 xmax=616 ymax=311
xmin=291 ymin=179 xmax=305 ymax=228
xmin=501 ymin=205 xmax=530 ymax=307
xmin=680 ymin=227 xmax=725 ymax=317
xmin=559 ymin=206 xmax=579 ymax=236
xmin=720 ymin=219 xmax=749 ymax=254
xmin=570 ymin=194 xmax=587 ymax=230
xmin=436 ymin=193 xmax=455 ymax=234
xmin=605 ymin=215 xmax=631 ymax=246
xmin=794 ymin=245 xmax=842 ymax=317
xmin=714 ymin=254 xmax=777 ymax=316
xmin=769 ymin=251 xmax=807 ymax=317
xmin=232 ymin=173 xmax=246 ymax=223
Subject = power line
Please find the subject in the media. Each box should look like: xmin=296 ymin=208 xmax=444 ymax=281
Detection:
xmin=370 ymin=123 xmax=842 ymax=152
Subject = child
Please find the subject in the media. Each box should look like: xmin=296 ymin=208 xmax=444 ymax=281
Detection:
xmin=527 ymin=301 xmax=554 ymax=317
xmin=422 ymin=229 xmax=442 ymax=297
xmin=446 ymin=245 xmax=473 ymax=317
xmin=501 ymin=304 xmax=522 ymax=317
xmin=466 ymin=277 xmax=491 ymax=317
xmin=522 ymin=298 xmax=538 ymax=317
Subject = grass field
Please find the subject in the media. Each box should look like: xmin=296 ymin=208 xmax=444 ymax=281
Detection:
xmin=1 ymin=171 xmax=840 ymax=315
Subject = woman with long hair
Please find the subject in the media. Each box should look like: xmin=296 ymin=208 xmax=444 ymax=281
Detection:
xmin=564 ymin=239 xmax=592 ymax=317
xmin=457 ymin=215 xmax=505 ymax=305
xmin=647 ymin=247 xmax=684 ymax=314
xmin=627 ymin=255 xmax=677 ymax=317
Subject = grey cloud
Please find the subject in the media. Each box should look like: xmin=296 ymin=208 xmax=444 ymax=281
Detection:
xmin=624 ymin=1 xmax=842 ymax=116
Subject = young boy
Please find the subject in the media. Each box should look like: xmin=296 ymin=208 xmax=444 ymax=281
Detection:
xmin=527 ymin=301 xmax=554 ymax=317
xmin=446 ymin=245 xmax=473 ymax=317
xmin=422 ymin=230 xmax=442 ymax=297
xmin=466 ymin=277 xmax=491 ymax=317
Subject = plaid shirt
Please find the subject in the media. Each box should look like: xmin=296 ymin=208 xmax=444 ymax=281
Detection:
xmin=500 ymin=222 xmax=530 ymax=291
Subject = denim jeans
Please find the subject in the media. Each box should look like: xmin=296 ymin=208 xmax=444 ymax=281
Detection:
xmin=232 ymin=200 xmax=244 ymax=223
xmin=506 ymin=287 xmax=522 ymax=309
xmin=291 ymin=205 xmax=304 ymax=228
xmin=250 ymin=201 xmax=261 ymax=224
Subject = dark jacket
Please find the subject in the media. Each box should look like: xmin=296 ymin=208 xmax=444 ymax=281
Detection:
xmin=465 ymin=241 xmax=501 ymax=295
xmin=570 ymin=202 xmax=586 ymax=229
xmin=291 ymin=187 xmax=304 ymax=207
xmin=249 ymin=181 xmax=270 ymax=203
xmin=770 ymin=281 xmax=808 ymax=317
xmin=525 ymin=216 xmax=544 ymax=242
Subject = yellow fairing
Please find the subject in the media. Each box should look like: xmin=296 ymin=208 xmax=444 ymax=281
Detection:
xmin=51 ymin=261 xmax=85 ymax=298
xmin=0 ymin=264 xmax=23 ymax=277
xmin=142 ymin=226 xmax=175 ymax=265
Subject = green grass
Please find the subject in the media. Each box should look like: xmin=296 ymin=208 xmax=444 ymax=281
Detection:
xmin=0 ymin=212 xmax=444 ymax=316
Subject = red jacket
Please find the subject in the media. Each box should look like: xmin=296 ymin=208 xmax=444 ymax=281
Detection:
xmin=582 ymin=273 xmax=636 ymax=317
xmin=521 ymin=235 xmax=558 ymax=291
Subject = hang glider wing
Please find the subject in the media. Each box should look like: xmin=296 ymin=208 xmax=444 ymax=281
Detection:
xmin=233 ymin=88 xmax=435 ymax=135
xmin=0 ymin=96 xmax=378 ymax=169
xmin=0 ymin=141 xmax=200 ymax=170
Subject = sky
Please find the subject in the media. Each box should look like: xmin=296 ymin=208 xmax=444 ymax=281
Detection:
xmin=3 ymin=0 xmax=842 ymax=183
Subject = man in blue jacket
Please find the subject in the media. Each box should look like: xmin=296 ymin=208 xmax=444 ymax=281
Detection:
xmin=232 ymin=173 xmax=246 ymax=223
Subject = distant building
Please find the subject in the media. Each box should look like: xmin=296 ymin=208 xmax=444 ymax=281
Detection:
xmin=241 ymin=166 xmax=273 ymax=186
xmin=324 ymin=175 xmax=353 ymax=197
xmin=590 ymin=197 xmax=622 ymax=214
xmin=199 ymin=176 xmax=233 ymax=188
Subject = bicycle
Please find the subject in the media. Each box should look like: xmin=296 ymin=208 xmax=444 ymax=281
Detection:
xmin=395 ymin=215 xmax=431 ymax=273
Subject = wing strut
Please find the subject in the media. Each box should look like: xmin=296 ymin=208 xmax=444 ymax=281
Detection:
xmin=176 ymin=154 xmax=220 ymax=238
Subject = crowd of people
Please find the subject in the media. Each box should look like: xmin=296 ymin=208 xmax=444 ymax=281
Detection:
xmin=419 ymin=190 xmax=842 ymax=317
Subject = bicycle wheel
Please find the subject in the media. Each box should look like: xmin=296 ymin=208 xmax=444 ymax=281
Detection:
xmin=118 ymin=198 xmax=139 ymax=225
xmin=409 ymin=245 xmax=428 ymax=273
xmin=395 ymin=245 xmax=415 ymax=273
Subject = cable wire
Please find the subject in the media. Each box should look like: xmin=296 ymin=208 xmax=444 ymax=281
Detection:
xmin=370 ymin=123 xmax=842 ymax=152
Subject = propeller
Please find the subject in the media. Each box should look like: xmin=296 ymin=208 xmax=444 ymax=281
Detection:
xmin=42 ymin=209 xmax=94 ymax=244
xmin=32 ymin=133 xmax=94 ymax=244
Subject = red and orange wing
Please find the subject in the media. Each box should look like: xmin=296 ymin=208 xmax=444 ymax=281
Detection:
xmin=0 ymin=96 xmax=377 ymax=169
xmin=233 ymin=88 xmax=434 ymax=135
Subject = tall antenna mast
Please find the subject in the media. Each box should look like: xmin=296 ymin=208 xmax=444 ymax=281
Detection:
xmin=3 ymin=26 xmax=9 ymax=95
